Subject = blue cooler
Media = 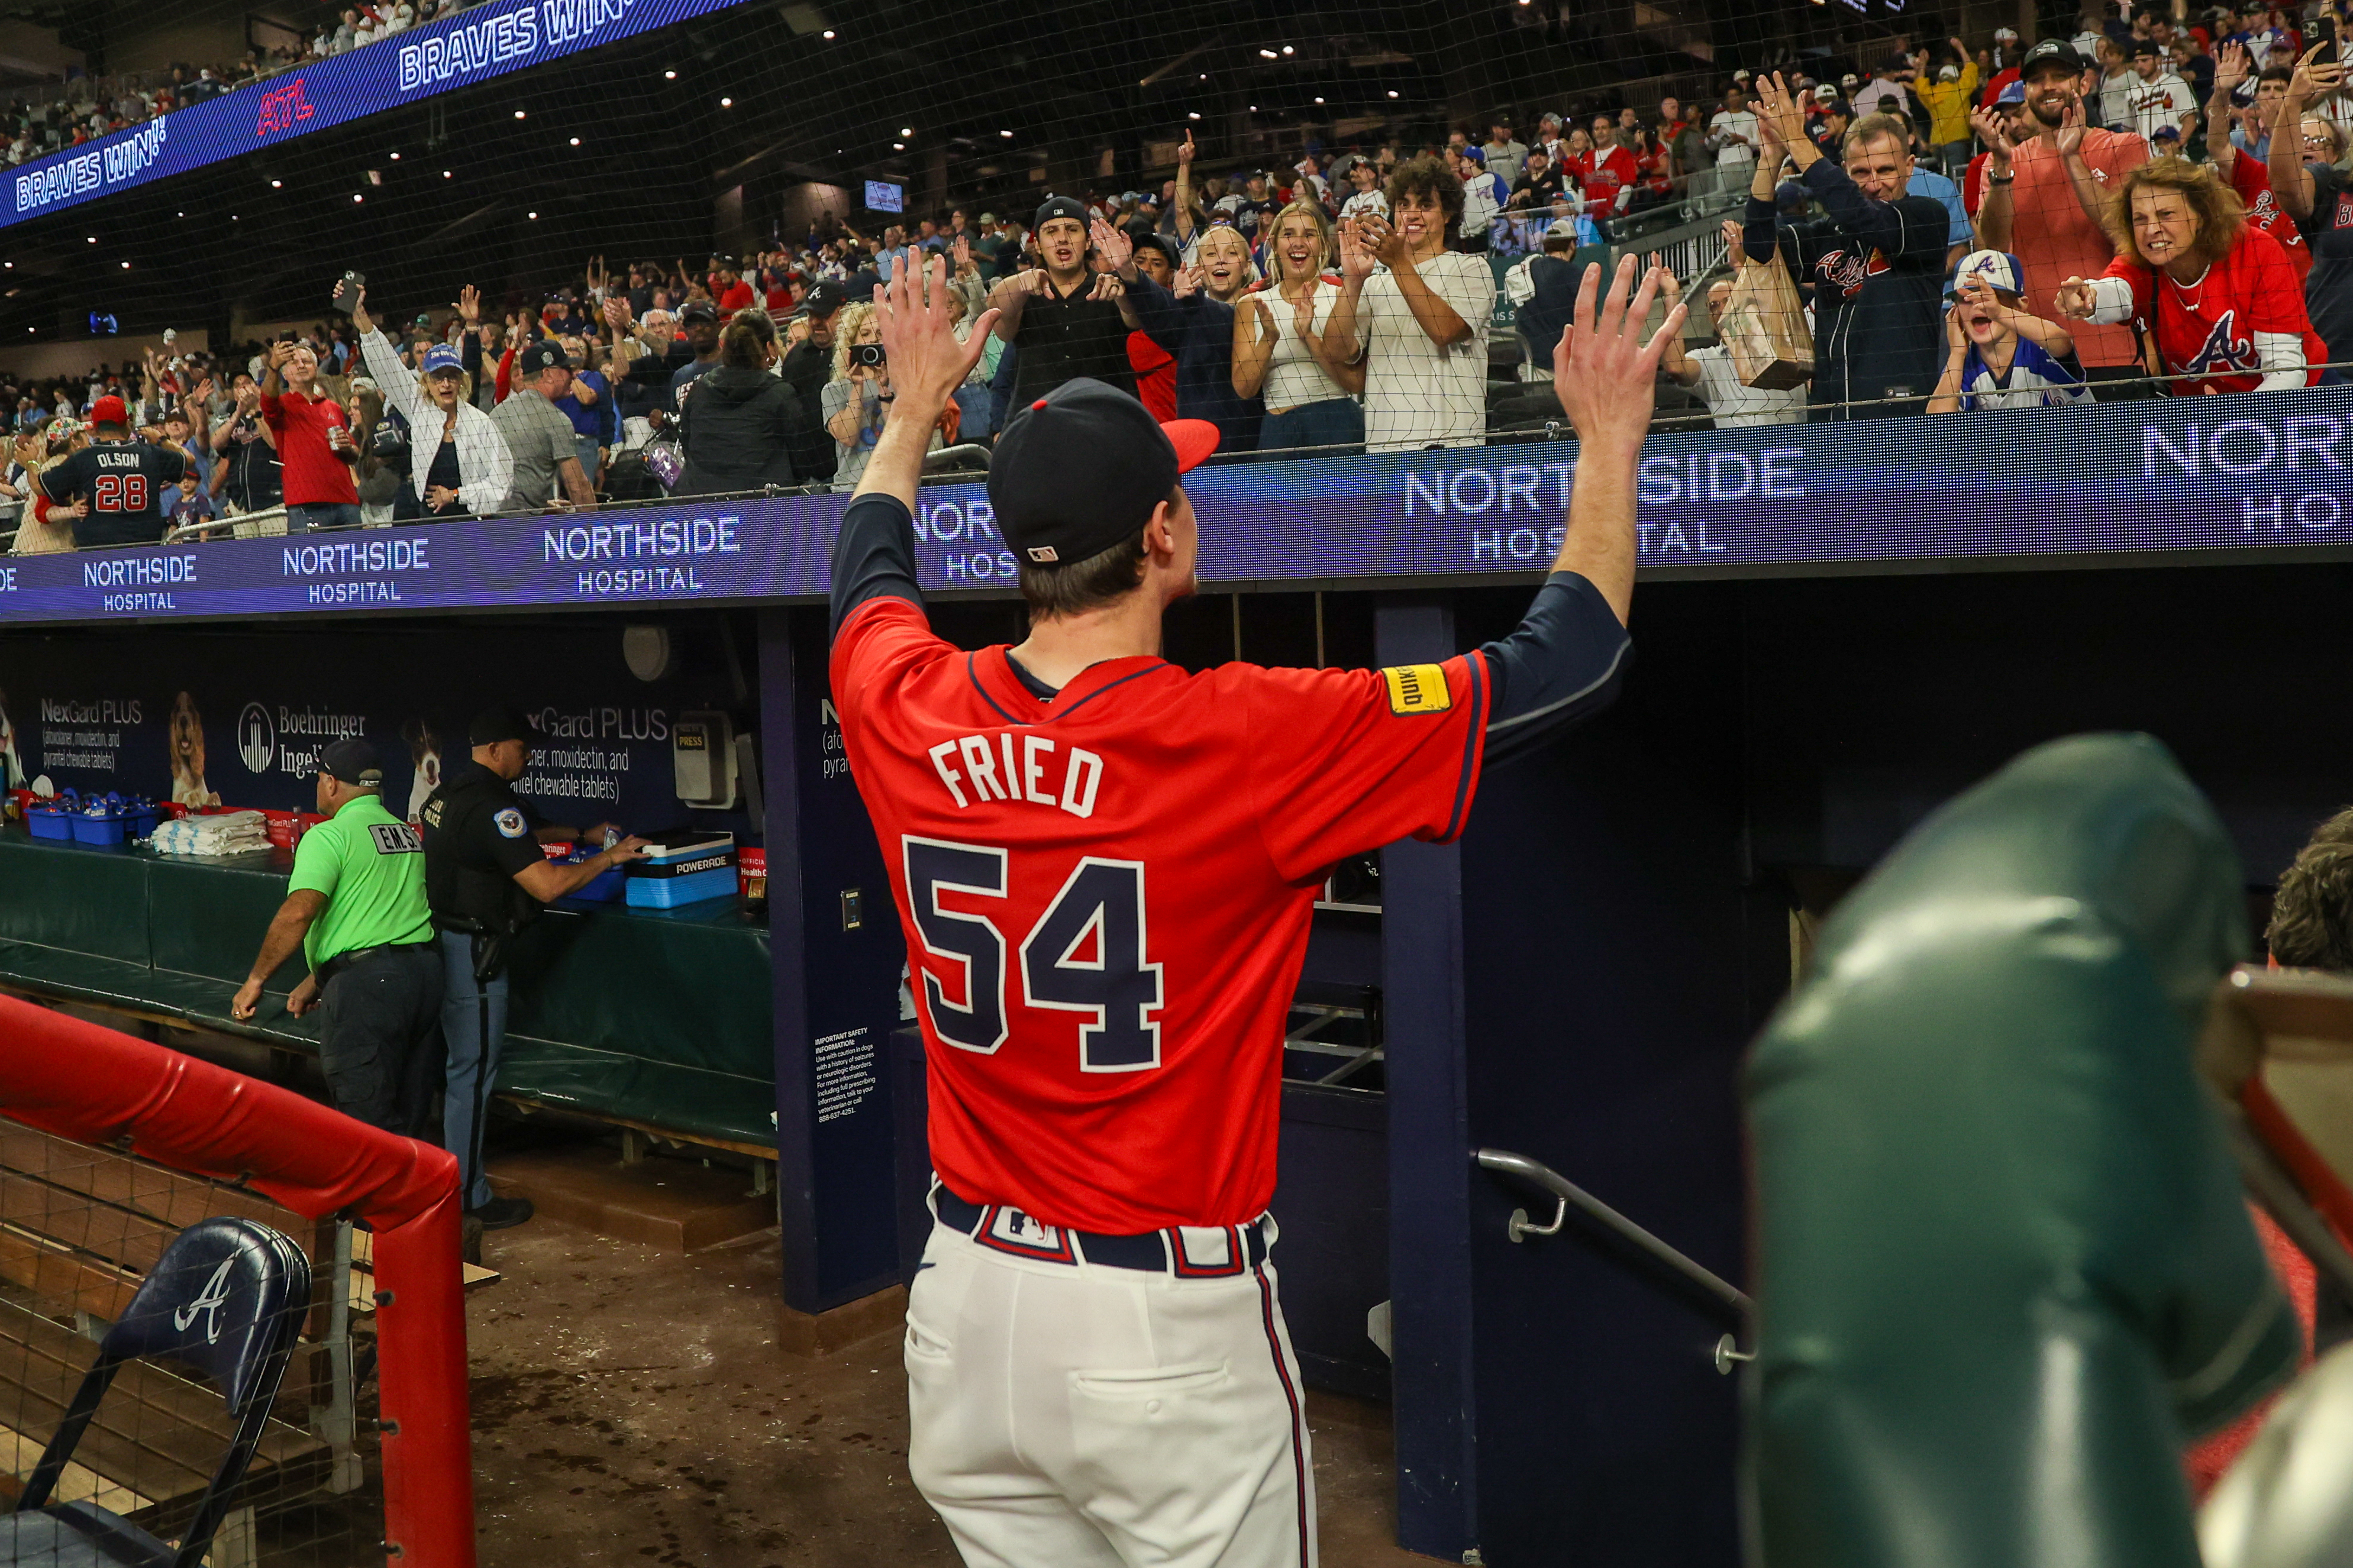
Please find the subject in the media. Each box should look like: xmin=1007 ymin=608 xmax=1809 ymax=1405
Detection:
xmin=624 ymin=833 xmax=738 ymax=909
xmin=559 ymin=850 xmax=627 ymax=903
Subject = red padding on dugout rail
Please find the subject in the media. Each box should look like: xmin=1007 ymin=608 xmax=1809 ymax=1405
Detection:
xmin=0 ymin=991 xmax=476 ymax=1568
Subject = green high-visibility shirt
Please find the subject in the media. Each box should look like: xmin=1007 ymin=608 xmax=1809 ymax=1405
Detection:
xmin=286 ymin=793 xmax=433 ymax=970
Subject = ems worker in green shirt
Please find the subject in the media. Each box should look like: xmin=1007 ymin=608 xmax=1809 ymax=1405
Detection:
xmin=231 ymin=737 xmax=444 ymax=1137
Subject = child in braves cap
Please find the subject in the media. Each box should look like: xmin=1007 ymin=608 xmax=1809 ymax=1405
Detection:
xmin=1929 ymin=248 xmax=2093 ymax=413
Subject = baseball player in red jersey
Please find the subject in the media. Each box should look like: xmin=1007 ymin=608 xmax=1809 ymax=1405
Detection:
xmin=831 ymin=253 xmax=1681 ymax=1566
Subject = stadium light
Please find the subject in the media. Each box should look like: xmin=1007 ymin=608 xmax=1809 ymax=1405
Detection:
xmin=443 ymin=170 xmax=453 ymax=178
xmin=893 ymin=142 xmax=905 ymax=150
xmin=1314 ymin=96 xmax=1325 ymax=103
xmin=514 ymin=109 xmax=526 ymax=118
xmin=901 ymin=127 xmax=912 ymax=135
xmin=1259 ymin=48 xmax=1277 ymax=58
xmin=353 ymin=193 xmax=364 ymax=202
xmin=1283 ymin=45 xmax=1295 ymax=54
xmin=1388 ymin=90 xmax=1399 ymax=97
xmin=1000 ymin=130 xmax=1013 ymax=137
xmin=664 ymin=69 xmax=677 ymax=79
xmin=270 ymin=179 xmax=282 ymax=187
xmin=1187 ymin=112 xmax=1202 ymax=120
xmin=120 ymin=261 xmax=129 ymax=269
xmin=822 ymin=28 xmax=834 ymax=37
xmin=570 ymin=137 xmax=582 ymax=146
xmin=86 ymin=235 xmax=95 ymax=243
xmin=528 ymin=211 xmax=539 ymax=219
xmin=390 ymin=151 xmax=399 ymax=159
xmin=721 ymin=96 xmax=733 ymax=106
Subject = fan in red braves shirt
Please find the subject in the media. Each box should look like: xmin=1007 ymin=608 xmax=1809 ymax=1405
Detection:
xmin=2056 ymin=158 xmax=2325 ymax=395
xmin=1577 ymin=114 xmax=1643 ymax=216
xmin=2206 ymin=41 xmax=2314 ymax=279
xmin=705 ymin=252 xmax=757 ymax=312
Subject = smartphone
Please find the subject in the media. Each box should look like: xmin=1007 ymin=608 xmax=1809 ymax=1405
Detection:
xmin=331 ymin=269 xmax=365 ymax=312
xmin=849 ymin=342 xmax=886 ymax=369
xmin=2319 ymin=16 xmax=2339 ymax=67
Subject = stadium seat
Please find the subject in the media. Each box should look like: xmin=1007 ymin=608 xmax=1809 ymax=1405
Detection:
xmin=0 ymin=1218 xmax=312 ymax=1568
xmin=1745 ymin=733 xmax=2302 ymax=1568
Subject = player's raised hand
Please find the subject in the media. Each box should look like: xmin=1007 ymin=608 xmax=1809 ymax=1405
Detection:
xmin=874 ymin=254 xmax=996 ymax=411
xmin=1552 ymin=254 xmax=1684 ymax=454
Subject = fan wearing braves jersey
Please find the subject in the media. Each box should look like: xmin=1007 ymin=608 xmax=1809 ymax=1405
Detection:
xmin=35 ymin=394 xmax=192 ymax=548
xmin=2057 ymin=156 xmax=2326 ymax=395
xmin=829 ymin=253 xmax=1680 ymax=1567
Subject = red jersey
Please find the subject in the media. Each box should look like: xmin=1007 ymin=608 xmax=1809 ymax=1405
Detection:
xmin=2225 ymin=153 xmax=2313 ymax=280
xmin=1577 ymin=145 xmax=1641 ymax=212
xmin=711 ymin=278 xmax=756 ymax=312
xmin=832 ymin=591 xmax=1490 ymax=1232
xmin=2100 ymin=227 xmax=2326 ymax=395
xmin=1128 ymin=331 xmax=1177 ymax=420
xmin=1963 ymin=151 xmax=1992 ymax=216
xmin=258 ymin=387 xmax=359 ymax=506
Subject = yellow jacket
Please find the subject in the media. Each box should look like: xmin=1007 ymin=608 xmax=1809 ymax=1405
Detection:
xmin=1916 ymin=62 xmax=1981 ymax=144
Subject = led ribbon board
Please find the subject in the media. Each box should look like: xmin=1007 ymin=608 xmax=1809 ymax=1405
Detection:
xmin=2 ymin=387 xmax=2350 ymax=623
xmin=6 ymin=0 xmax=754 ymax=231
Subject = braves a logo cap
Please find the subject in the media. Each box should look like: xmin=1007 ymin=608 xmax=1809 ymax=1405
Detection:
xmin=987 ymin=379 xmax=1219 ymax=567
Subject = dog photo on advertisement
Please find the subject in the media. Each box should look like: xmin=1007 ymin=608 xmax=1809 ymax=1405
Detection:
xmin=168 ymin=691 xmax=219 ymax=809
xmin=0 ymin=686 xmax=22 ymax=791
xmin=401 ymin=716 xmax=445 ymax=824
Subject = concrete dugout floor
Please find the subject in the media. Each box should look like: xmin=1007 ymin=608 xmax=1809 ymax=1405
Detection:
xmin=466 ymin=1217 xmax=1429 ymax=1566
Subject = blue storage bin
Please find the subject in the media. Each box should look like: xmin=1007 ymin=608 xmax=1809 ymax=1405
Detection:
xmin=124 ymin=805 xmax=162 ymax=840
xmin=566 ymin=865 xmax=627 ymax=903
xmin=625 ymin=864 xmax=738 ymax=908
xmin=69 ymin=813 xmax=127 ymax=847
xmin=26 ymin=808 xmax=71 ymax=842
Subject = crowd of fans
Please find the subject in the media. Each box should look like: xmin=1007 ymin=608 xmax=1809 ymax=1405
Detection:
xmin=2 ymin=2 xmax=485 ymax=164
xmin=8 ymin=0 xmax=2353 ymax=546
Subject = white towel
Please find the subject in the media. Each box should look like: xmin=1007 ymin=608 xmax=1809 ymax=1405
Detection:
xmin=151 ymin=811 xmax=270 ymax=858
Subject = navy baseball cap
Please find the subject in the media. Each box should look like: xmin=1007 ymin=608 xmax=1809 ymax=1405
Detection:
xmin=2021 ymin=39 xmax=2089 ymax=76
xmin=421 ymin=343 xmax=463 ymax=374
xmin=988 ymin=379 xmax=1218 ymax=565
xmin=1035 ymin=195 xmax=1089 ymax=231
xmin=1135 ymin=234 xmax=1182 ymax=270
xmin=470 ymin=706 xmax=532 ymax=746
xmin=800 ymin=280 xmax=847 ymax=318
xmin=515 ymin=340 xmax=572 ymax=375
xmin=1996 ymin=79 xmax=2028 ymax=105
xmin=679 ymin=299 xmax=721 ymax=325
xmin=319 ymin=737 xmax=383 ymax=786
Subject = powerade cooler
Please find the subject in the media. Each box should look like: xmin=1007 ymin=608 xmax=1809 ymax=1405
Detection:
xmin=624 ymin=832 xmax=738 ymax=908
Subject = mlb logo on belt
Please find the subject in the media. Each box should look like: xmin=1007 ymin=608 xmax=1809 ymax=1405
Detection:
xmin=978 ymin=1205 xmax=1076 ymax=1263
xmin=1381 ymin=664 xmax=1452 ymax=716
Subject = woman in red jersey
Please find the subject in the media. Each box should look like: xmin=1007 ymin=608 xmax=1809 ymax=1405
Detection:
xmin=2056 ymin=156 xmax=2327 ymax=394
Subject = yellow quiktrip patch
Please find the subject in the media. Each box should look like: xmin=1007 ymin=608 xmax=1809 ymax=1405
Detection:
xmin=1381 ymin=664 xmax=1452 ymax=716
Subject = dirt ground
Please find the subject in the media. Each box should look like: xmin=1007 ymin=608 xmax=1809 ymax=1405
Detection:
xmin=464 ymin=1212 xmax=1434 ymax=1567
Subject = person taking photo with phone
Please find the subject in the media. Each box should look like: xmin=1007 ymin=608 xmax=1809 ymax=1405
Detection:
xmin=262 ymin=334 xmax=362 ymax=532
xmin=349 ymin=283 xmax=512 ymax=522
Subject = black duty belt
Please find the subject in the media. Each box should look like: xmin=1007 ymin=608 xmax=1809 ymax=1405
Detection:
xmin=930 ymin=1182 xmax=1271 ymax=1277
xmin=315 ymin=939 xmax=437 ymax=988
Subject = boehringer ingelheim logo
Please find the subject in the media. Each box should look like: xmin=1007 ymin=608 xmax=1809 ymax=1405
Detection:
xmin=237 ymin=702 xmax=273 ymax=774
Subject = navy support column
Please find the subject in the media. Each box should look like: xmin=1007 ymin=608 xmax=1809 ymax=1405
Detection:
xmin=1379 ymin=586 xmax=1753 ymax=1565
xmin=759 ymin=606 xmax=911 ymax=1314
xmin=1376 ymin=596 xmax=1482 ymax=1559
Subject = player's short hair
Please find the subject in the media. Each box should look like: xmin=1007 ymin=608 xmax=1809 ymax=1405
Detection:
xmin=1017 ymin=528 xmax=1148 ymax=618
xmin=2268 ymin=842 xmax=2353 ymax=970
xmin=2103 ymin=156 xmax=2245 ymax=271
xmin=1841 ymin=114 xmax=1913 ymax=160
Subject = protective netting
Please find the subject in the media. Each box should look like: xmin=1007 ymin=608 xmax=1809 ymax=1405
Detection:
xmin=2 ymin=0 xmax=2352 ymax=544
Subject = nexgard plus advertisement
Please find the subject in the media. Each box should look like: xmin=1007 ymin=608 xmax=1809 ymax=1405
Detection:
xmin=0 ymin=620 xmax=753 ymax=835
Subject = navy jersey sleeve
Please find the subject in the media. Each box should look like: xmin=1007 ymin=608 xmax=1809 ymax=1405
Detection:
xmin=149 ymin=444 xmax=188 ymax=487
xmin=37 ymin=450 xmax=89 ymax=501
xmin=1123 ymin=275 xmax=1187 ymax=356
xmin=1478 ymin=572 xmax=1633 ymax=767
xmin=830 ymin=491 xmax=925 ymax=637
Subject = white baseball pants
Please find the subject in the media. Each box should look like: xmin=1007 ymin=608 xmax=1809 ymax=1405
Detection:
xmin=904 ymin=1217 xmax=1318 ymax=1567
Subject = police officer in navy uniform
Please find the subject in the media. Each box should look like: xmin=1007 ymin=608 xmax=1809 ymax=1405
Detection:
xmin=422 ymin=707 xmax=647 ymax=1228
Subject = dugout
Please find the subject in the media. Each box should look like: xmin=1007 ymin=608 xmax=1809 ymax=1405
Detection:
xmin=0 ymin=402 xmax=2348 ymax=1564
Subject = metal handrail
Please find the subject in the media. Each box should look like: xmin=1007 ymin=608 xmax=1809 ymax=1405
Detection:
xmin=1474 ymin=1146 xmax=1751 ymax=1317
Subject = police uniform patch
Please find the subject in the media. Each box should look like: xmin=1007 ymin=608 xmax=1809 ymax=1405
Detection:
xmin=494 ymin=808 xmax=528 ymax=839
xmin=1380 ymin=664 xmax=1452 ymax=716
